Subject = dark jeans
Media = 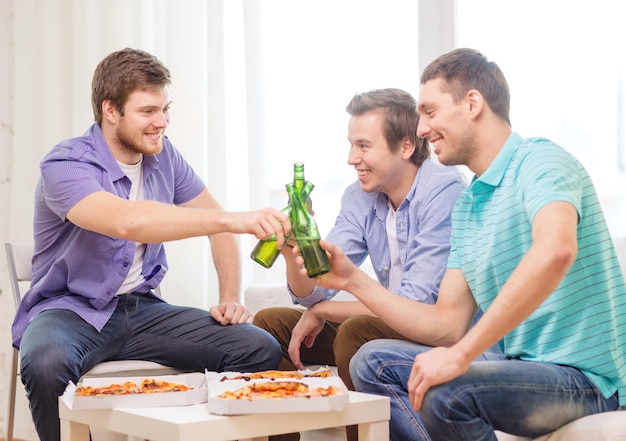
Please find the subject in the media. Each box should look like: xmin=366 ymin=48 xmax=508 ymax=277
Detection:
xmin=19 ymin=293 xmax=282 ymax=441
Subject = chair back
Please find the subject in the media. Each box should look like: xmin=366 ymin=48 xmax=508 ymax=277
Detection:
xmin=5 ymin=243 xmax=33 ymax=308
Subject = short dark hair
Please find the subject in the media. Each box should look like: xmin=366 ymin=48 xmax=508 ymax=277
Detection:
xmin=346 ymin=88 xmax=430 ymax=166
xmin=421 ymin=48 xmax=511 ymax=126
xmin=91 ymin=48 xmax=171 ymax=124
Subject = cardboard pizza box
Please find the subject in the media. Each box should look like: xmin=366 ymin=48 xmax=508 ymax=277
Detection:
xmin=61 ymin=373 xmax=207 ymax=409
xmin=205 ymin=367 xmax=349 ymax=415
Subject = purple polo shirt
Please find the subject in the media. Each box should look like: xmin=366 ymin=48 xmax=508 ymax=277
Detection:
xmin=11 ymin=123 xmax=206 ymax=348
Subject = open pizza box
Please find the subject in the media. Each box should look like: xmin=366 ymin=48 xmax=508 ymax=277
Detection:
xmin=205 ymin=367 xmax=349 ymax=415
xmin=61 ymin=373 xmax=207 ymax=409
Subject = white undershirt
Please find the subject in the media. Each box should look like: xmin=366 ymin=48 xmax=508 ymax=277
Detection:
xmin=115 ymin=159 xmax=147 ymax=295
xmin=386 ymin=200 xmax=402 ymax=292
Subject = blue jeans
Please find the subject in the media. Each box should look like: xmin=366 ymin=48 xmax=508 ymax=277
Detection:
xmin=350 ymin=339 xmax=620 ymax=441
xmin=19 ymin=293 xmax=282 ymax=441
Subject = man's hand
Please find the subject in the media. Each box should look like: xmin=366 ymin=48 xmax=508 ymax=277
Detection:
xmin=407 ymin=346 xmax=471 ymax=411
xmin=294 ymin=240 xmax=358 ymax=291
xmin=288 ymin=307 xmax=326 ymax=369
xmin=210 ymin=301 xmax=253 ymax=325
xmin=236 ymin=208 xmax=291 ymax=249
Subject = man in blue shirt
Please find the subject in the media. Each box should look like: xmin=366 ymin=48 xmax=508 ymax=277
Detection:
xmin=296 ymin=48 xmax=626 ymax=441
xmin=254 ymin=88 xmax=467 ymax=393
xmin=12 ymin=48 xmax=290 ymax=441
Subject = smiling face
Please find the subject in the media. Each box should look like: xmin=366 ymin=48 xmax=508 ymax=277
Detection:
xmin=347 ymin=109 xmax=415 ymax=205
xmin=417 ymin=78 xmax=475 ymax=168
xmin=103 ymin=86 xmax=171 ymax=164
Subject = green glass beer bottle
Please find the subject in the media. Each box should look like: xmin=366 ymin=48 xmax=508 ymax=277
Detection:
xmin=250 ymin=181 xmax=314 ymax=268
xmin=286 ymin=182 xmax=330 ymax=278
xmin=250 ymin=162 xmax=312 ymax=268
xmin=292 ymin=162 xmax=313 ymax=211
xmin=293 ymin=162 xmax=305 ymax=191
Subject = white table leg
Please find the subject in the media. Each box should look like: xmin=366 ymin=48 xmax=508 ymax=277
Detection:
xmin=358 ymin=421 xmax=389 ymax=441
xmin=60 ymin=417 xmax=91 ymax=441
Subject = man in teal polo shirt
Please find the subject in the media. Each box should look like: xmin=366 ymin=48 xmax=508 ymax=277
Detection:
xmin=292 ymin=48 xmax=626 ymax=441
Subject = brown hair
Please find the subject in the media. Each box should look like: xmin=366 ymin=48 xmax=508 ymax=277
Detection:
xmin=420 ymin=48 xmax=511 ymax=126
xmin=346 ymin=88 xmax=430 ymax=167
xmin=91 ymin=48 xmax=171 ymax=124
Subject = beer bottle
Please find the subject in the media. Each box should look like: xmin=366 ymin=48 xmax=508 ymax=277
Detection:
xmin=293 ymin=162 xmax=305 ymax=191
xmin=250 ymin=162 xmax=311 ymax=268
xmin=286 ymin=182 xmax=330 ymax=278
xmin=250 ymin=181 xmax=314 ymax=268
xmin=293 ymin=162 xmax=313 ymax=212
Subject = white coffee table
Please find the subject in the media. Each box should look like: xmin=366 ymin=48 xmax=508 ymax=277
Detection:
xmin=59 ymin=391 xmax=390 ymax=441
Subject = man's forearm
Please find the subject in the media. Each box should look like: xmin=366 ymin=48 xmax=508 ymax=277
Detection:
xmin=210 ymin=232 xmax=242 ymax=303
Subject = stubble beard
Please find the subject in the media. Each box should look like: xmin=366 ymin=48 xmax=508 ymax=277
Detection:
xmin=116 ymin=119 xmax=162 ymax=157
xmin=439 ymin=139 xmax=474 ymax=168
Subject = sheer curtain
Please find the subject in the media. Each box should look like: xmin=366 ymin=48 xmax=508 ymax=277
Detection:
xmin=8 ymin=0 xmax=454 ymax=309
xmin=3 ymin=1 xmax=453 ymax=437
xmin=8 ymin=0 xmax=265 ymax=308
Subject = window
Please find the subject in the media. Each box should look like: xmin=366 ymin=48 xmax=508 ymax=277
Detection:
xmin=248 ymin=1 xmax=626 ymax=284
xmin=457 ymin=0 xmax=626 ymax=237
xmin=261 ymin=1 xmax=421 ymax=235
xmin=256 ymin=1 xmax=420 ymax=280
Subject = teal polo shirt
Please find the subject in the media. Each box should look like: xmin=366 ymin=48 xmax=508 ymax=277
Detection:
xmin=449 ymin=132 xmax=626 ymax=406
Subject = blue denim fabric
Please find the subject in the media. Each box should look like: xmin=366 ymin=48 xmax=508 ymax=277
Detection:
xmin=350 ymin=339 xmax=620 ymax=441
xmin=19 ymin=293 xmax=282 ymax=441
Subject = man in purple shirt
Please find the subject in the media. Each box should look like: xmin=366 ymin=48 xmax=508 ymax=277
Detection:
xmin=12 ymin=47 xmax=290 ymax=441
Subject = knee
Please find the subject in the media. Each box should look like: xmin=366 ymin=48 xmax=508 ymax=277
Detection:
xmin=253 ymin=307 xmax=296 ymax=332
xmin=335 ymin=316 xmax=377 ymax=354
xmin=254 ymin=325 xmax=282 ymax=359
xmin=233 ymin=324 xmax=283 ymax=372
xmin=348 ymin=339 xmax=389 ymax=387
xmin=20 ymin=342 xmax=80 ymax=394
xmin=252 ymin=307 xmax=275 ymax=329
xmin=348 ymin=345 xmax=369 ymax=386
xmin=420 ymin=387 xmax=447 ymax=433
xmin=335 ymin=315 xmax=386 ymax=366
xmin=262 ymin=339 xmax=283 ymax=369
xmin=336 ymin=315 xmax=375 ymax=338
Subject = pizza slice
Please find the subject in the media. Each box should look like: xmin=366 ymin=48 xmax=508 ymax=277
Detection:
xmin=75 ymin=378 xmax=192 ymax=396
xmin=217 ymin=381 xmax=342 ymax=400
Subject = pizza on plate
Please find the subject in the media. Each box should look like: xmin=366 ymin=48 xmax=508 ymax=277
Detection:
xmin=75 ymin=378 xmax=192 ymax=396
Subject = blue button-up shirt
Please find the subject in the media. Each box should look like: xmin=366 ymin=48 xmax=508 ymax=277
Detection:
xmin=291 ymin=158 xmax=467 ymax=307
xmin=11 ymin=123 xmax=206 ymax=348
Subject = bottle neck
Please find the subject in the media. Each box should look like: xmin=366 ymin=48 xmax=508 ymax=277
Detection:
xmin=293 ymin=162 xmax=305 ymax=190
